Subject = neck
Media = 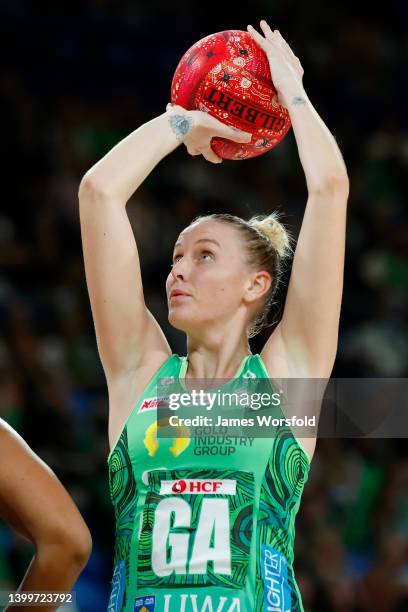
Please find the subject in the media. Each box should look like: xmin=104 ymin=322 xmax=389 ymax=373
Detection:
xmin=185 ymin=333 xmax=251 ymax=380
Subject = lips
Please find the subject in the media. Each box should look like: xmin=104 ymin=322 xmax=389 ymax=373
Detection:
xmin=170 ymin=289 xmax=191 ymax=299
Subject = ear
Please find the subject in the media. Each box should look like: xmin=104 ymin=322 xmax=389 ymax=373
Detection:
xmin=243 ymin=270 xmax=272 ymax=305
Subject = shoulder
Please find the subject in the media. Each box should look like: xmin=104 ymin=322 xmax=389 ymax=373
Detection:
xmin=109 ymin=353 xmax=184 ymax=404
xmin=0 ymin=419 xmax=25 ymax=451
xmin=107 ymin=353 xmax=184 ymax=450
xmin=254 ymin=351 xmax=318 ymax=464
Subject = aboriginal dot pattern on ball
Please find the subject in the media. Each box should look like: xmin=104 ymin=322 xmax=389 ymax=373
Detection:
xmin=171 ymin=30 xmax=291 ymax=160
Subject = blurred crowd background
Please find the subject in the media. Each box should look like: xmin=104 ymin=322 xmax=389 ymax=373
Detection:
xmin=0 ymin=1 xmax=407 ymax=610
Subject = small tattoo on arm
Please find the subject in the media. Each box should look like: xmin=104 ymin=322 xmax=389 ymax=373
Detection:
xmin=292 ymin=96 xmax=307 ymax=105
xmin=168 ymin=113 xmax=193 ymax=141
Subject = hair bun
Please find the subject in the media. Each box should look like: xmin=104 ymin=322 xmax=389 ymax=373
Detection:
xmin=248 ymin=212 xmax=293 ymax=258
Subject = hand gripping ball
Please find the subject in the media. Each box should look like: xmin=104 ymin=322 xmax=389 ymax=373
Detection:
xmin=171 ymin=30 xmax=291 ymax=160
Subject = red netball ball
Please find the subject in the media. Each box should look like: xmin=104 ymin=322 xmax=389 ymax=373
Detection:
xmin=171 ymin=30 xmax=291 ymax=160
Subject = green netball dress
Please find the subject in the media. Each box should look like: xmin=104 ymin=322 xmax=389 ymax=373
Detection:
xmin=107 ymin=354 xmax=310 ymax=612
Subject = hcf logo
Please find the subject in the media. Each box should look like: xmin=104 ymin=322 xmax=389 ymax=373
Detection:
xmin=171 ymin=480 xmax=187 ymax=493
xmin=160 ymin=479 xmax=236 ymax=495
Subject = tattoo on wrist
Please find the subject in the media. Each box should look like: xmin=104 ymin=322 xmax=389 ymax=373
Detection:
xmin=292 ymin=96 xmax=307 ymax=106
xmin=168 ymin=113 xmax=193 ymax=141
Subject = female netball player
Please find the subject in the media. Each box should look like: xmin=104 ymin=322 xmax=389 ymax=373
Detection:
xmin=79 ymin=20 xmax=349 ymax=612
xmin=0 ymin=418 xmax=92 ymax=611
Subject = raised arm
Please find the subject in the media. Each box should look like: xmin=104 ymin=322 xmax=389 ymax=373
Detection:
xmin=0 ymin=419 xmax=91 ymax=612
xmin=79 ymin=106 xmax=251 ymax=385
xmin=249 ymin=22 xmax=349 ymax=378
xmin=78 ymin=112 xmax=180 ymax=383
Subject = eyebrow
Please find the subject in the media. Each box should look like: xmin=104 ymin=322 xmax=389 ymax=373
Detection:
xmin=173 ymin=238 xmax=221 ymax=249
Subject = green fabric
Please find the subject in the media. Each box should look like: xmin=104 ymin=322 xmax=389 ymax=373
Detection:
xmin=107 ymin=354 xmax=310 ymax=611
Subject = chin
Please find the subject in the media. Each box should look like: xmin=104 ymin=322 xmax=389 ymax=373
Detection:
xmin=168 ymin=310 xmax=189 ymax=332
xmin=168 ymin=309 xmax=199 ymax=334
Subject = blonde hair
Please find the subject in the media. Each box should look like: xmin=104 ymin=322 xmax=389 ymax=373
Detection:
xmin=188 ymin=212 xmax=294 ymax=338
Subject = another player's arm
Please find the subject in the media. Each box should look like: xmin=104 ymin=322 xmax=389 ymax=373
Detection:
xmin=78 ymin=108 xmax=251 ymax=384
xmin=249 ymin=23 xmax=349 ymax=378
xmin=0 ymin=419 xmax=91 ymax=612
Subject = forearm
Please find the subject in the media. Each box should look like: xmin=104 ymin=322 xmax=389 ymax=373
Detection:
xmin=80 ymin=109 xmax=191 ymax=204
xmin=5 ymin=544 xmax=87 ymax=612
xmin=281 ymin=86 xmax=348 ymax=192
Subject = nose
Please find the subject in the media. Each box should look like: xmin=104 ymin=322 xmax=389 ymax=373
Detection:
xmin=171 ymin=258 xmax=188 ymax=280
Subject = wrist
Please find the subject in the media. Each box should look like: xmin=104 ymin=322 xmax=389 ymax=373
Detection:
xmin=165 ymin=104 xmax=194 ymax=143
xmin=278 ymin=83 xmax=308 ymax=108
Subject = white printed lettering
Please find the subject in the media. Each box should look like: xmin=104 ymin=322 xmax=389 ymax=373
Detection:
xmin=189 ymin=499 xmax=231 ymax=575
xmin=152 ymin=498 xmax=191 ymax=576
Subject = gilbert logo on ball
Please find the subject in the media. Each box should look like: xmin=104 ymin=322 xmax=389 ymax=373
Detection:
xmin=171 ymin=30 xmax=291 ymax=160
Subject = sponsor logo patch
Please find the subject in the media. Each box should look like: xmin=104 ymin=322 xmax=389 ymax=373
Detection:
xmin=134 ymin=594 xmax=156 ymax=611
xmin=143 ymin=421 xmax=191 ymax=457
xmin=162 ymin=593 xmax=241 ymax=611
xmin=160 ymin=478 xmax=236 ymax=495
xmin=107 ymin=559 xmax=126 ymax=612
xmin=138 ymin=396 xmax=169 ymax=414
xmin=243 ymin=370 xmax=256 ymax=379
xmin=261 ymin=545 xmax=291 ymax=612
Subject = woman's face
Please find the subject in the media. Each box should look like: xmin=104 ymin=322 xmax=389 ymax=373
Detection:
xmin=166 ymin=220 xmax=253 ymax=334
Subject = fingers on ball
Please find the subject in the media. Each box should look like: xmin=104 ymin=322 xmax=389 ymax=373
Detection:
xmin=186 ymin=145 xmax=201 ymax=156
xmin=237 ymin=132 xmax=252 ymax=143
xmin=260 ymin=20 xmax=274 ymax=38
xmin=203 ymin=146 xmax=223 ymax=163
xmin=227 ymin=128 xmax=252 ymax=143
xmin=247 ymin=25 xmax=263 ymax=43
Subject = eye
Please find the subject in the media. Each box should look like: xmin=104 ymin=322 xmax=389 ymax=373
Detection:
xmin=199 ymin=250 xmax=213 ymax=262
xmin=172 ymin=254 xmax=182 ymax=267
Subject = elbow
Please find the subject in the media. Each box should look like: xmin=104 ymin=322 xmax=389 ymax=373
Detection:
xmin=62 ymin=521 xmax=92 ymax=569
xmin=67 ymin=525 xmax=93 ymax=569
xmin=41 ymin=519 xmax=93 ymax=570
xmin=78 ymin=172 xmax=113 ymax=204
xmin=311 ymin=173 xmax=350 ymax=196
xmin=328 ymin=172 xmax=350 ymax=193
